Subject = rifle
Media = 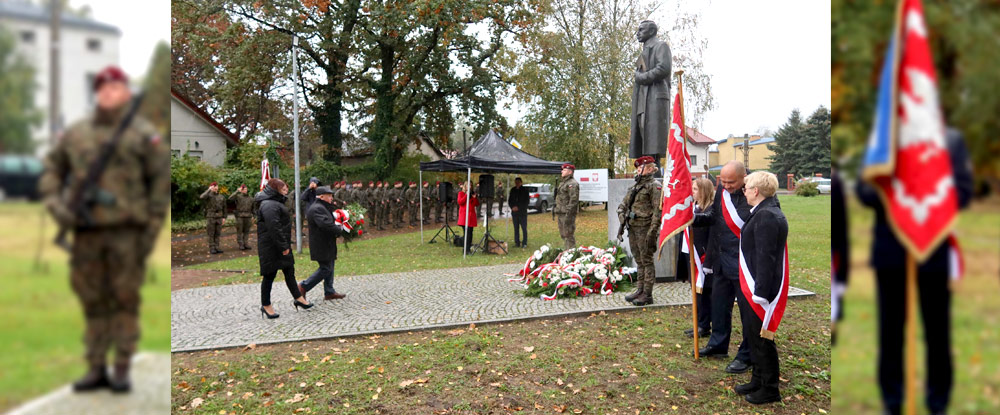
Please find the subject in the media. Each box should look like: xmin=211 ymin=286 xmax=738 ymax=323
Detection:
xmin=54 ymin=92 xmax=146 ymax=251
xmin=617 ymin=176 xmax=642 ymax=241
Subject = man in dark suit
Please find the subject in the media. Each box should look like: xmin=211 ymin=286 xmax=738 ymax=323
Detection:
xmin=297 ymin=186 xmax=347 ymax=301
xmin=508 ymin=177 xmax=530 ymax=248
xmin=692 ymin=160 xmax=753 ymax=374
xmin=855 ymin=128 xmax=973 ymax=415
xmin=735 ymin=171 xmax=788 ymax=405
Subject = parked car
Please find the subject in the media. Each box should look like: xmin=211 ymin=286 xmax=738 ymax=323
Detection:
xmin=523 ymin=183 xmax=554 ymax=213
xmin=815 ymin=178 xmax=832 ymax=194
xmin=0 ymin=155 xmax=43 ymax=201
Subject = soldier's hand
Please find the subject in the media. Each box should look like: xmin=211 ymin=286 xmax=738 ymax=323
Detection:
xmin=616 ymin=226 xmax=625 ymax=242
xmin=48 ymin=202 xmax=75 ymax=228
xmin=282 ymin=249 xmax=290 ymax=256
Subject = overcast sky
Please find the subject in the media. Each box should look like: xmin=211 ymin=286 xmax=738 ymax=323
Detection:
xmin=673 ymin=0 xmax=831 ymax=141
xmin=70 ymin=0 xmax=169 ymax=79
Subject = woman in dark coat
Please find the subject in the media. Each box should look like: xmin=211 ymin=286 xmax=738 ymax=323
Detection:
xmin=256 ymin=178 xmax=312 ymax=318
xmin=680 ymin=176 xmax=715 ymax=339
xmin=735 ymin=171 xmax=788 ymax=405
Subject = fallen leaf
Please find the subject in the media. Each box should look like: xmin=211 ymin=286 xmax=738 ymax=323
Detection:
xmin=523 ymin=346 xmax=535 ymax=353
xmin=285 ymin=393 xmax=306 ymax=404
xmin=652 ymin=343 xmax=663 ymax=348
xmin=244 ymin=343 xmax=256 ymax=351
xmin=190 ymin=398 xmax=204 ymax=408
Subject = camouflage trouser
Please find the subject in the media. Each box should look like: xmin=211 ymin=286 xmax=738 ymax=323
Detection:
xmin=627 ymin=223 xmax=657 ymax=289
xmin=556 ymin=212 xmax=577 ymax=250
xmin=206 ymin=217 xmax=223 ymax=251
xmin=235 ymin=217 xmax=253 ymax=248
xmin=71 ymin=227 xmax=144 ymax=366
xmin=378 ymin=203 xmax=389 ymax=229
xmin=409 ymin=202 xmax=419 ymax=225
xmin=422 ymin=201 xmax=431 ymax=223
xmin=394 ymin=203 xmax=405 ymax=227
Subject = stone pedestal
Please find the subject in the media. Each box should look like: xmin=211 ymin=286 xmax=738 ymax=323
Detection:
xmin=607 ymin=179 xmax=678 ymax=282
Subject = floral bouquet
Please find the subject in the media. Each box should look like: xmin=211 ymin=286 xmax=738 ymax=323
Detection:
xmin=333 ymin=203 xmax=367 ymax=242
xmin=507 ymin=242 xmax=636 ymax=300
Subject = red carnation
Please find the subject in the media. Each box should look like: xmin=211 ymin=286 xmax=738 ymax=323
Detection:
xmin=358 ymin=230 xmax=363 ymax=236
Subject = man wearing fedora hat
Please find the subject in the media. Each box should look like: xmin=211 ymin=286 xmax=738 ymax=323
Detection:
xmin=297 ymin=186 xmax=347 ymax=301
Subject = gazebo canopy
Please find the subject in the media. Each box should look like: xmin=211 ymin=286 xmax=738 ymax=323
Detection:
xmin=419 ymin=130 xmax=567 ymax=174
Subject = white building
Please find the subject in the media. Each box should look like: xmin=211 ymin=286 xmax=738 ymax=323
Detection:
xmin=684 ymin=126 xmax=715 ymax=179
xmin=0 ymin=0 xmax=121 ymax=157
xmin=170 ymin=89 xmax=239 ymax=166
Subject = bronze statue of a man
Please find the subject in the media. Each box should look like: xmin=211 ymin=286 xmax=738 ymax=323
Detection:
xmin=630 ymin=20 xmax=672 ymax=159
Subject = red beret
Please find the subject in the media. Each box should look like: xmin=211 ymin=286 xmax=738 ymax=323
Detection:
xmin=634 ymin=156 xmax=655 ymax=168
xmin=435 ymin=181 xmax=440 ymax=185
xmin=210 ymin=181 xmax=218 ymax=186
xmin=369 ymin=181 xmax=375 ymax=186
xmin=409 ymin=181 xmax=416 ymax=186
xmin=423 ymin=181 xmax=428 ymax=186
xmin=93 ymin=65 xmax=128 ymax=91
xmin=561 ymin=163 xmax=575 ymax=170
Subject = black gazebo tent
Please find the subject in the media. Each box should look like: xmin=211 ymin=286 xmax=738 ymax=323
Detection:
xmin=418 ymin=130 xmax=567 ymax=256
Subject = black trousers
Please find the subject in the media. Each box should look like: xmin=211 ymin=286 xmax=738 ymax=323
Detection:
xmin=261 ymin=264 xmax=301 ymax=306
xmin=737 ymin=292 xmax=780 ymax=395
xmin=876 ymin=268 xmax=952 ymax=414
xmin=512 ymin=212 xmax=528 ymax=245
xmin=677 ymin=253 xmax=712 ymax=332
xmin=705 ymin=274 xmax=751 ymax=363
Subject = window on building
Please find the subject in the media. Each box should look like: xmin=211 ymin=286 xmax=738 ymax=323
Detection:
xmin=171 ymin=150 xmax=181 ymax=157
xmin=86 ymin=38 xmax=101 ymax=52
xmin=187 ymin=150 xmax=204 ymax=160
xmin=690 ymin=155 xmax=697 ymax=166
xmin=20 ymin=31 xmax=35 ymax=44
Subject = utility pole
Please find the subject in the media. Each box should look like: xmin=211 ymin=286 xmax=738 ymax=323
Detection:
xmin=49 ymin=0 xmax=60 ymax=146
xmin=742 ymin=133 xmax=750 ymax=170
xmin=292 ymin=35 xmax=302 ymax=254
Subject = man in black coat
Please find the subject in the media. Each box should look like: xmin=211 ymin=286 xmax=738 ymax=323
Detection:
xmin=692 ymin=160 xmax=753 ymax=373
xmin=297 ymin=186 xmax=346 ymax=301
xmin=855 ymin=128 xmax=973 ymax=415
xmin=507 ymin=177 xmax=530 ymax=248
xmin=735 ymin=171 xmax=788 ymax=405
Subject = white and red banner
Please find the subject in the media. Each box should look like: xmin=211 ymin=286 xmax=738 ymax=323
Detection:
xmin=738 ymin=241 xmax=791 ymax=340
xmin=861 ymin=0 xmax=958 ymax=261
xmin=682 ymin=228 xmax=707 ymax=293
xmin=657 ymin=87 xmax=694 ymax=252
xmin=260 ymin=158 xmax=271 ymax=191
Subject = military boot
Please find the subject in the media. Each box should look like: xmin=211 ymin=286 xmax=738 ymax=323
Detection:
xmin=624 ymin=272 xmax=644 ymax=302
xmin=109 ymin=361 xmax=131 ymax=393
xmin=72 ymin=364 xmax=110 ymax=392
xmin=631 ymin=279 xmax=654 ymax=306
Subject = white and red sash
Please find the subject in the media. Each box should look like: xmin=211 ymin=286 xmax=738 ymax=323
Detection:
xmin=738 ymin=240 xmax=790 ymax=340
xmin=947 ymin=234 xmax=963 ymax=285
xmin=721 ymin=189 xmax=745 ymax=238
xmin=682 ymin=228 xmax=707 ymax=293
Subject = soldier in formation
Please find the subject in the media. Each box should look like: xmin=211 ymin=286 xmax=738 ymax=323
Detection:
xmin=553 ymin=163 xmax=580 ymax=249
xmin=616 ymin=156 xmax=662 ymax=306
xmin=201 ymin=182 xmax=226 ymax=254
xmin=229 ymin=184 xmax=255 ymax=250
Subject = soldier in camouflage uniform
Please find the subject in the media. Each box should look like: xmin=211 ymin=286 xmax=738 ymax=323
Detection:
xmin=201 ymin=182 xmax=226 ymax=254
xmin=390 ymin=181 xmax=404 ymax=228
xmin=430 ymin=182 xmax=442 ymax=224
xmin=229 ymin=184 xmax=254 ymax=250
xmin=376 ymin=181 xmax=388 ymax=230
xmin=495 ymin=181 xmax=505 ymax=218
xmin=553 ymin=164 xmax=580 ymax=249
xmin=364 ymin=181 xmax=376 ymax=227
xmin=421 ymin=181 xmax=432 ymax=225
xmin=39 ymin=66 xmax=169 ymax=392
xmin=405 ymin=181 xmax=418 ymax=226
xmin=616 ymin=156 xmax=662 ymax=306
xmin=331 ymin=181 xmax=343 ymax=210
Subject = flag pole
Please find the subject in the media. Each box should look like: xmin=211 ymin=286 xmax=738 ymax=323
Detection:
xmin=905 ymin=253 xmax=917 ymax=415
xmin=674 ymin=70 xmax=698 ymax=360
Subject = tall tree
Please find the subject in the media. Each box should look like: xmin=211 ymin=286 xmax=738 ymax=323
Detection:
xmin=766 ymin=108 xmax=803 ymax=182
xmin=799 ymin=106 xmax=831 ymax=177
xmin=0 ymin=28 xmax=41 ymax=153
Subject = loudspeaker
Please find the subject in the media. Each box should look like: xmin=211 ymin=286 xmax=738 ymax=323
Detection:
xmin=478 ymin=175 xmax=494 ymax=199
xmin=439 ymin=181 xmax=453 ymax=202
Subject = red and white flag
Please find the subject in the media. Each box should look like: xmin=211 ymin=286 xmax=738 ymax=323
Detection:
xmin=861 ymin=0 xmax=959 ymax=261
xmin=260 ymin=158 xmax=271 ymax=191
xmin=657 ymin=86 xmax=693 ymax=253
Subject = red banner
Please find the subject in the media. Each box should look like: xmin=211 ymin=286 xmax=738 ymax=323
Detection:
xmin=657 ymin=88 xmax=693 ymax=252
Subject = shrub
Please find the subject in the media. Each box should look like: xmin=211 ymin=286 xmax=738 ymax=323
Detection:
xmin=795 ymin=180 xmax=819 ymax=197
xmin=171 ymin=155 xmax=220 ymax=221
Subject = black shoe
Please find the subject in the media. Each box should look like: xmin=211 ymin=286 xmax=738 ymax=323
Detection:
xmin=260 ymin=306 xmax=279 ymax=319
xmin=624 ymin=286 xmax=643 ymax=302
xmin=293 ymin=299 xmax=314 ymax=311
xmin=697 ymin=346 xmax=728 ymax=358
xmin=217 ymin=249 xmax=224 ymax=253
xmin=734 ymin=380 xmax=760 ymax=395
xmin=745 ymin=389 xmax=780 ymax=405
xmin=684 ymin=328 xmax=694 ymax=336
xmin=725 ymin=359 xmax=751 ymax=374
xmin=686 ymin=328 xmax=710 ymax=338
xmin=72 ymin=365 xmax=110 ymax=392
xmin=109 ymin=362 xmax=131 ymax=393
xmin=630 ymin=294 xmax=653 ymax=306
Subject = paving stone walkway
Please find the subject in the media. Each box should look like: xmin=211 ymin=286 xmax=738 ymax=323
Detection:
xmin=7 ymin=353 xmax=170 ymax=415
xmin=171 ymin=264 xmax=814 ymax=352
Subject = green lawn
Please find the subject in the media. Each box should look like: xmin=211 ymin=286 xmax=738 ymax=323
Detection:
xmin=185 ymin=195 xmax=831 ymax=296
xmin=171 ymin=195 xmax=831 ymax=414
xmin=832 ymin=198 xmax=1000 ymax=414
xmin=0 ymin=202 xmax=171 ymax=411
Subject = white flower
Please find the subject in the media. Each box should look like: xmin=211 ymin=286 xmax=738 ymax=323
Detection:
xmin=530 ymin=261 xmax=536 ymax=268
xmin=540 ymin=245 xmax=550 ymax=253
xmin=534 ymin=252 xmax=542 ymax=260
